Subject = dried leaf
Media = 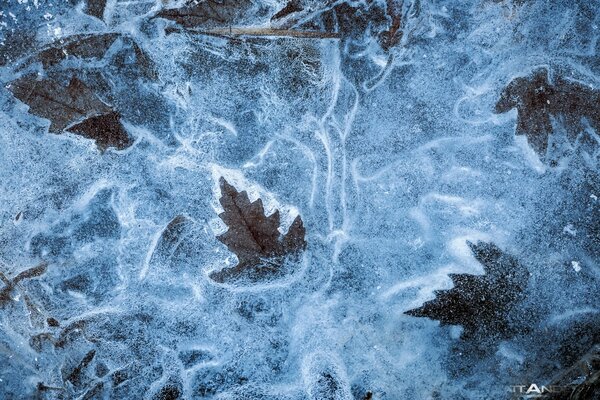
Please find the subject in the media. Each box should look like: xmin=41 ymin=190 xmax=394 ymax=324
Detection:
xmin=0 ymin=262 xmax=48 ymax=303
xmin=13 ymin=262 xmax=48 ymax=283
xmin=154 ymin=0 xmax=253 ymax=29
xmin=169 ymin=27 xmax=340 ymax=39
xmin=210 ymin=178 xmax=306 ymax=283
xmin=37 ymin=33 xmax=120 ymax=69
xmin=495 ymin=68 xmax=600 ymax=156
xmin=271 ymin=0 xmax=304 ymax=21
xmin=405 ymin=241 xmax=528 ymax=339
xmin=7 ymin=75 xmax=132 ymax=150
xmin=8 ymin=75 xmax=111 ymax=132
xmin=68 ymin=111 xmax=132 ymax=151
xmin=65 ymin=349 xmax=96 ymax=386
xmin=84 ymin=0 xmax=107 ymax=20
xmin=380 ymin=0 xmax=403 ymax=50
xmin=33 ymin=33 xmax=157 ymax=80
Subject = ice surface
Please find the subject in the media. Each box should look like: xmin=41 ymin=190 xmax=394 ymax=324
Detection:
xmin=0 ymin=0 xmax=599 ymax=399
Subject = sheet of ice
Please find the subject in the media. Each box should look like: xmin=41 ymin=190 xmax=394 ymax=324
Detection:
xmin=0 ymin=0 xmax=599 ymax=399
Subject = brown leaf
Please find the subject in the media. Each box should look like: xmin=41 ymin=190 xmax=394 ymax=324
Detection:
xmin=8 ymin=75 xmax=111 ymax=132
xmin=154 ymin=0 xmax=253 ymax=29
xmin=210 ymin=178 xmax=306 ymax=283
xmin=68 ymin=111 xmax=132 ymax=151
xmin=495 ymin=68 xmax=600 ymax=156
xmin=13 ymin=262 xmax=48 ymax=283
xmin=405 ymin=241 xmax=528 ymax=340
xmin=37 ymin=33 xmax=120 ymax=69
xmin=65 ymin=349 xmax=96 ymax=386
xmin=0 ymin=262 xmax=48 ymax=303
xmin=271 ymin=0 xmax=304 ymax=21
xmin=84 ymin=0 xmax=107 ymax=20
xmin=34 ymin=33 xmax=157 ymax=80
xmin=379 ymin=0 xmax=403 ymax=50
xmin=7 ymin=75 xmax=132 ymax=150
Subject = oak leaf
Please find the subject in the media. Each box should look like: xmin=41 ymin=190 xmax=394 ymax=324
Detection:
xmin=210 ymin=178 xmax=306 ymax=283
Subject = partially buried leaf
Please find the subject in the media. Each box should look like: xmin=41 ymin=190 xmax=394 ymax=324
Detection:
xmin=271 ymin=0 xmax=304 ymax=21
xmin=68 ymin=111 xmax=132 ymax=151
xmin=37 ymin=33 xmax=120 ymax=69
xmin=494 ymin=68 xmax=600 ymax=156
xmin=64 ymin=349 xmax=96 ymax=386
xmin=405 ymin=241 xmax=528 ymax=339
xmin=84 ymin=0 xmax=107 ymax=20
xmin=7 ymin=75 xmax=132 ymax=150
xmin=146 ymin=215 xmax=194 ymax=274
xmin=0 ymin=262 xmax=48 ymax=303
xmin=210 ymin=178 xmax=306 ymax=283
xmin=33 ymin=33 xmax=157 ymax=80
xmin=154 ymin=0 xmax=253 ymax=29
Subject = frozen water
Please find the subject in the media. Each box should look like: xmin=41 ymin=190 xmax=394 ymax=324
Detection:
xmin=0 ymin=0 xmax=599 ymax=399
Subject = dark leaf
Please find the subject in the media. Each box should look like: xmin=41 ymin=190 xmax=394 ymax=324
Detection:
xmin=37 ymin=33 xmax=120 ymax=69
xmin=0 ymin=262 xmax=48 ymax=303
xmin=153 ymin=382 xmax=182 ymax=400
xmin=494 ymin=68 xmax=600 ymax=156
xmin=8 ymin=75 xmax=111 ymax=132
xmin=33 ymin=33 xmax=157 ymax=80
xmin=84 ymin=0 xmax=107 ymax=20
xmin=112 ymin=368 xmax=130 ymax=387
xmin=405 ymin=241 xmax=528 ymax=339
xmin=13 ymin=262 xmax=48 ymax=283
xmin=65 ymin=349 xmax=96 ymax=386
xmin=68 ymin=111 xmax=132 ymax=151
xmin=271 ymin=0 xmax=304 ymax=21
xmin=209 ymin=178 xmax=306 ymax=283
xmin=379 ymin=0 xmax=403 ymax=50
xmin=154 ymin=0 xmax=253 ymax=29
xmin=7 ymin=75 xmax=132 ymax=150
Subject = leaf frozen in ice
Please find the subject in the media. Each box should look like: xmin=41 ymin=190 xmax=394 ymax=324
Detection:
xmin=154 ymin=0 xmax=253 ymax=29
xmin=271 ymin=0 xmax=304 ymax=21
xmin=495 ymin=68 xmax=600 ymax=156
xmin=0 ymin=262 xmax=48 ymax=303
xmin=405 ymin=241 xmax=529 ymax=339
xmin=83 ymin=0 xmax=107 ymax=21
xmin=209 ymin=178 xmax=306 ymax=283
xmin=7 ymin=75 xmax=132 ymax=150
xmin=37 ymin=33 xmax=120 ymax=69
xmin=379 ymin=0 xmax=403 ymax=50
xmin=68 ymin=111 xmax=132 ymax=151
xmin=31 ymin=33 xmax=158 ymax=80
